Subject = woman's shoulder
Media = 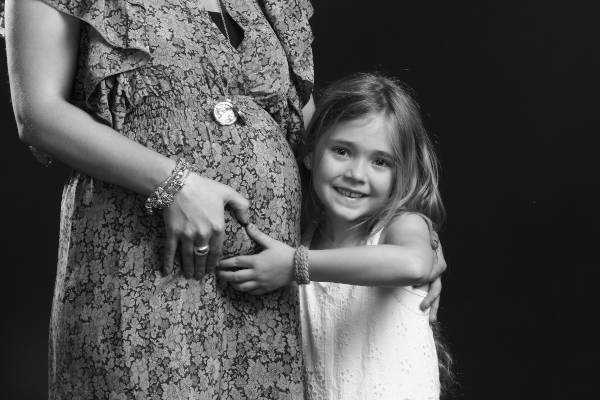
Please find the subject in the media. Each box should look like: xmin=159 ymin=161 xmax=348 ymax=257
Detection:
xmin=256 ymin=0 xmax=313 ymax=19
xmin=256 ymin=0 xmax=314 ymax=105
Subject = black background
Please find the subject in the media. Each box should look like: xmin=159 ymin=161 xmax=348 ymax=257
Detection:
xmin=1 ymin=1 xmax=598 ymax=399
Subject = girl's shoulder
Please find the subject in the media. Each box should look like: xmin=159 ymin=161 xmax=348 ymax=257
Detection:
xmin=379 ymin=212 xmax=434 ymax=246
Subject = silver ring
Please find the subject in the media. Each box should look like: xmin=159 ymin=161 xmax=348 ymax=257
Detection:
xmin=194 ymin=245 xmax=210 ymax=256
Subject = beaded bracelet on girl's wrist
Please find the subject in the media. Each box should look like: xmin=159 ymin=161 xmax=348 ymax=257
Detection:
xmin=294 ymin=245 xmax=310 ymax=285
xmin=145 ymin=159 xmax=191 ymax=215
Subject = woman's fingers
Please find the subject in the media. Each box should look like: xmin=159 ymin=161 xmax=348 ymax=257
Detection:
xmin=420 ymin=277 xmax=442 ymax=311
xmin=435 ymin=242 xmax=447 ymax=272
xmin=161 ymin=175 xmax=252 ymax=279
xmin=181 ymin=236 xmax=196 ymax=279
xmin=206 ymin=225 xmax=224 ymax=274
xmin=162 ymin=233 xmax=178 ymax=276
xmin=225 ymin=189 xmax=250 ymax=226
xmin=193 ymin=246 xmax=209 ymax=280
xmin=429 ymin=296 xmax=440 ymax=323
xmin=423 ymin=239 xmax=445 ymax=320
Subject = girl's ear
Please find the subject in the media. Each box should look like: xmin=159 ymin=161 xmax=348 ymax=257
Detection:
xmin=303 ymin=154 xmax=313 ymax=170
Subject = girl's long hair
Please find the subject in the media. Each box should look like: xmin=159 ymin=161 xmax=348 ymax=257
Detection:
xmin=299 ymin=72 xmax=455 ymax=395
xmin=300 ymin=72 xmax=445 ymax=233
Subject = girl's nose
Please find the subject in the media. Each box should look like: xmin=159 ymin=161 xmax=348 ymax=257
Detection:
xmin=344 ymin=160 xmax=367 ymax=182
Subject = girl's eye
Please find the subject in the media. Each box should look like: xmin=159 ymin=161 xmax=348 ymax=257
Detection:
xmin=332 ymin=146 xmax=348 ymax=156
xmin=373 ymin=158 xmax=390 ymax=168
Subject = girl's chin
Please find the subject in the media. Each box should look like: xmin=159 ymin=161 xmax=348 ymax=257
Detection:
xmin=324 ymin=207 xmax=367 ymax=226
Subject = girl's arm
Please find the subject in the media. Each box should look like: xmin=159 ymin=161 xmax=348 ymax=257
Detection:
xmin=5 ymin=0 xmax=249 ymax=277
xmin=308 ymin=214 xmax=435 ymax=286
xmin=217 ymin=214 xmax=442 ymax=294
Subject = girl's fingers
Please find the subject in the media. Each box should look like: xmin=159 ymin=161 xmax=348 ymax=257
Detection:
xmin=162 ymin=234 xmax=178 ymax=276
xmin=218 ymin=255 xmax=253 ymax=270
xmin=181 ymin=237 xmax=196 ymax=279
xmin=245 ymin=223 xmax=274 ymax=248
xmin=231 ymin=281 xmax=259 ymax=292
xmin=218 ymin=268 xmax=256 ymax=283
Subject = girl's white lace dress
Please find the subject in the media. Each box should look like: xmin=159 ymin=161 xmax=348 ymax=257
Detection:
xmin=300 ymin=230 xmax=440 ymax=400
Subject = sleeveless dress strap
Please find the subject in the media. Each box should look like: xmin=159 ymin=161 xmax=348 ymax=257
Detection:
xmin=366 ymin=229 xmax=383 ymax=246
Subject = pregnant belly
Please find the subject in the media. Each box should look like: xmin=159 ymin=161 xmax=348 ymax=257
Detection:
xmin=123 ymin=95 xmax=301 ymax=257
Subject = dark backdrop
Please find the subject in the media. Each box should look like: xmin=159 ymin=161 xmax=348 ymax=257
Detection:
xmin=1 ymin=1 xmax=597 ymax=399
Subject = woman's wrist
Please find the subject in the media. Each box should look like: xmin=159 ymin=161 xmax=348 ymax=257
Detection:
xmin=145 ymin=159 xmax=191 ymax=214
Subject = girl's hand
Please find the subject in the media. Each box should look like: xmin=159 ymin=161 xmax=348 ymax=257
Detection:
xmin=420 ymin=240 xmax=447 ymax=322
xmin=217 ymin=224 xmax=295 ymax=295
xmin=162 ymin=173 xmax=249 ymax=279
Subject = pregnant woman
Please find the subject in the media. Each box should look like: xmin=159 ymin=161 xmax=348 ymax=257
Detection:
xmin=3 ymin=0 xmax=314 ymax=398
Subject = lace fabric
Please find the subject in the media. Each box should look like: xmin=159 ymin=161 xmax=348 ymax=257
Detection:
xmin=5 ymin=0 xmax=314 ymax=398
xmin=300 ymin=230 xmax=441 ymax=399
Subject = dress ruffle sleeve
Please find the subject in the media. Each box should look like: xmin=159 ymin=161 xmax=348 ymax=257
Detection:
xmin=39 ymin=0 xmax=151 ymax=125
xmin=4 ymin=0 xmax=152 ymax=165
xmin=258 ymin=0 xmax=314 ymax=107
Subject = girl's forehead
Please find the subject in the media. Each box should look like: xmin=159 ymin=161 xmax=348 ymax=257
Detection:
xmin=325 ymin=114 xmax=395 ymax=148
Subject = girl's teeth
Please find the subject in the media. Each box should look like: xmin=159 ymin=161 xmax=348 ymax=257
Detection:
xmin=337 ymin=188 xmax=363 ymax=198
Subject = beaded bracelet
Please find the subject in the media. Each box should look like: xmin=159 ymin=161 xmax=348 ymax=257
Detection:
xmin=294 ymin=245 xmax=310 ymax=285
xmin=145 ymin=159 xmax=191 ymax=215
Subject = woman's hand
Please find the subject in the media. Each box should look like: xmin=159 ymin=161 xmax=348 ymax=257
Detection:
xmin=162 ymin=173 xmax=249 ymax=280
xmin=420 ymin=239 xmax=447 ymax=322
xmin=217 ymin=224 xmax=295 ymax=295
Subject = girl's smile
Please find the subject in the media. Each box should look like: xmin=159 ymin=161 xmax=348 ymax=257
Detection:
xmin=333 ymin=186 xmax=367 ymax=199
xmin=308 ymin=114 xmax=395 ymax=229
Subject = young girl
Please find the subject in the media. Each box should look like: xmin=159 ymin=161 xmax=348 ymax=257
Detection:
xmin=218 ymin=73 xmax=451 ymax=399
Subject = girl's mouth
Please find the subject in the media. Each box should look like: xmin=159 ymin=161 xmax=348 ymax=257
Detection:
xmin=334 ymin=187 xmax=366 ymax=199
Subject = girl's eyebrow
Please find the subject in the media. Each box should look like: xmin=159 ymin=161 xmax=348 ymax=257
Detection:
xmin=373 ymin=150 xmax=394 ymax=159
xmin=329 ymin=139 xmax=394 ymax=159
xmin=328 ymin=138 xmax=356 ymax=147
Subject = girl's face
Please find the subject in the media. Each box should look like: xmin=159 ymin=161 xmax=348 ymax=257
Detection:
xmin=307 ymin=114 xmax=395 ymax=228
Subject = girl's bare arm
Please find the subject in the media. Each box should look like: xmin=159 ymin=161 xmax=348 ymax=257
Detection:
xmin=307 ymin=214 xmax=437 ymax=286
xmin=218 ymin=214 xmax=442 ymax=292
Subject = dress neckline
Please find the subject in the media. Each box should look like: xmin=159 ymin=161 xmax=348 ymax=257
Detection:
xmin=203 ymin=0 xmax=247 ymax=53
xmin=207 ymin=10 xmax=244 ymax=49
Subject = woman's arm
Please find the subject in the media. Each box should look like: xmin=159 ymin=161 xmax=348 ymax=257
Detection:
xmin=6 ymin=0 xmax=174 ymax=194
xmin=217 ymin=214 xmax=443 ymax=293
xmin=5 ymin=0 xmax=249 ymax=277
xmin=302 ymin=94 xmax=315 ymax=127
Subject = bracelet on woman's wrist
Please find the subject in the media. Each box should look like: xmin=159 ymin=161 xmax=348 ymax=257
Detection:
xmin=294 ymin=245 xmax=310 ymax=285
xmin=145 ymin=159 xmax=191 ymax=215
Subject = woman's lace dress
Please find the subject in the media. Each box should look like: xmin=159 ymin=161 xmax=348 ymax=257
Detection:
xmin=2 ymin=0 xmax=314 ymax=398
